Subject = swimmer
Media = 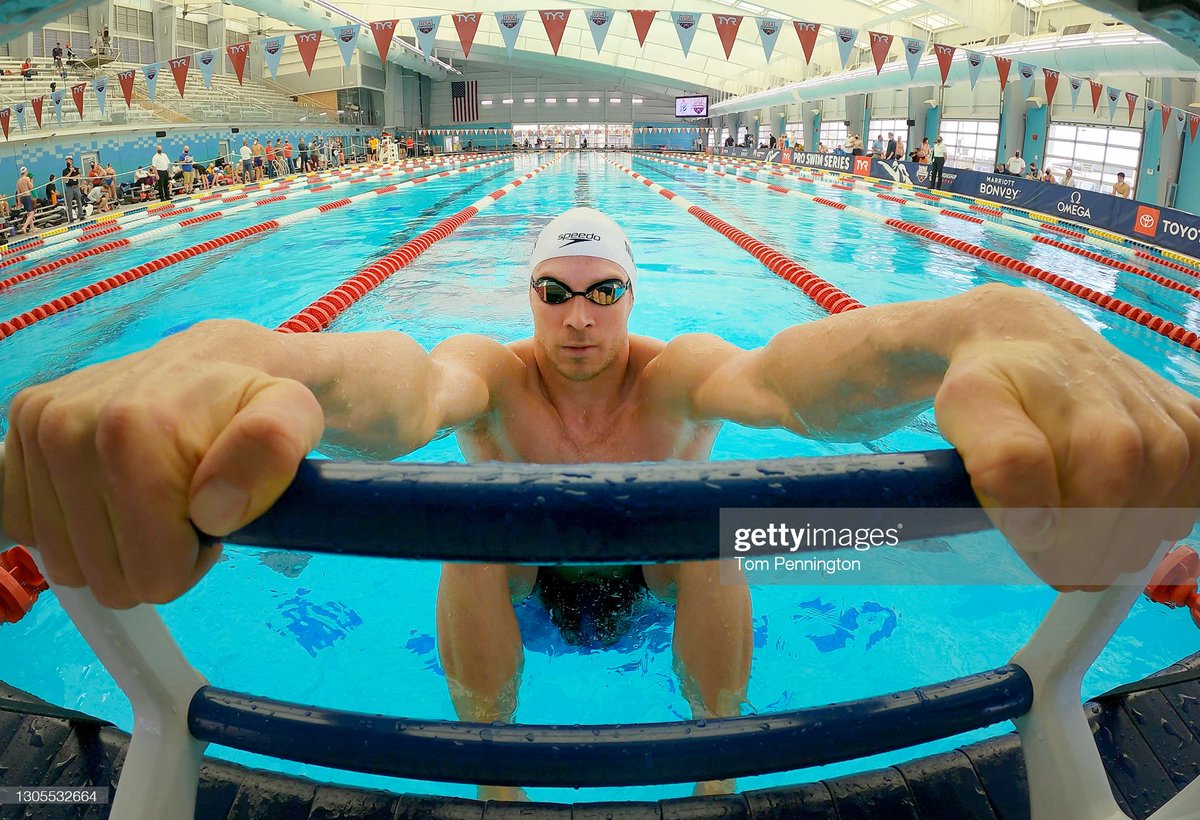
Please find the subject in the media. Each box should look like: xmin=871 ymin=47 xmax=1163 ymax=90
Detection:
xmin=4 ymin=208 xmax=1200 ymax=800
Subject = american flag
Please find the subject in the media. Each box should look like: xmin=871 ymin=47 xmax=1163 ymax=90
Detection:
xmin=451 ymin=80 xmax=479 ymax=122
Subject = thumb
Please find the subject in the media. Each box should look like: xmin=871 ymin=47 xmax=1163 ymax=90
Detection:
xmin=189 ymin=377 xmax=323 ymax=536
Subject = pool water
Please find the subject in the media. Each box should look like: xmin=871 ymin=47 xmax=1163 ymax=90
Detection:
xmin=1 ymin=151 xmax=1198 ymax=803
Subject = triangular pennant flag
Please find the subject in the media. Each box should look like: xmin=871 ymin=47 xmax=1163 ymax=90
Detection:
xmin=1043 ymin=68 xmax=1059 ymax=107
xmin=406 ymin=17 xmax=436 ymax=60
xmin=0 ymin=109 xmax=8 ymax=140
xmin=196 ymin=49 xmax=218 ymax=88
xmin=70 ymin=82 xmax=85 ymax=118
xmin=713 ymin=14 xmax=743 ymax=60
xmin=538 ymin=10 xmax=570 ymax=56
xmin=117 ymin=69 xmax=135 ymax=107
xmin=994 ymin=55 xmax=1012 ymax=87
xmin=1190 ymin=114 xmax=1199 ymax=142
xmin=51 ymin=89 xmax=64 ymax=123
xmin=450 ymin=14 xmax=479 ymax=58
xmin=868 ymin=32 xmax=893 ymax=74
xmin=168 ymin=55 xmax=190 ymax=96
xmin=11 ymin=102 xmax=24 ymax=132
xmin=261 ymin=36 xmax=285 ymax=80
xmin=1090 ymin=80 xmax=1103 ymax=113
xmin=143 ymin=63 xmax=160 ymax=102
xmin=494 ymin=12 xmax=526 ymax=57
xmin=629 ymin=10 xmax=657 ymax=48
xmin=31 ymin=95 xmax=43 ymax=127
xmin=294 ymin=30 xmax=322 ymax=73
xmin=332 ymin=24 xmax=361 ymax=66
xmin=1107 ymin=86 xmax=1120 ymax=120
xmin=370 ymin=20 xmax=399 ymax=62
xmin=1068 ymin=76 xmax=1082 ymax=110
xmin=671 ymin=12 xmax=701 ymax=58
xmin=92 ymin=76 xmax=107 ymax=117
xmin=933 ymin=43 xmax=955 ymax=85
xmin=1161 ymin=102 xmax=1171 ymax=134
xmin=794 ymin=21 xmax=820 ymax=63
xmin=1174 ymin=106 xmax=1187 ymax=138
xmin=1018 ymin=62 xmax=1036 ymax=100
xmin=1125 ymin=91 xmax=1138 ymax=125
xmin=586 ymin=10 xmax=614 ymax=53
xmin=834 ymin=27 xmax=857 ymax=69
xmin=965 ymin=50 xmax=984 ymax=89
xmin=901 ymin=36 xmax=924 ymax=80
xmin=1145 ymin=98 xmax=1156 ymax=121
xmin=226 ymin=42 xmax=250 ymax=84
xmin=755 ymin=17 xmax=780 ymax=62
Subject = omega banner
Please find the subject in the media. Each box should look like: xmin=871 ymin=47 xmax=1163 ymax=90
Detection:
xmin=710 ymin=147 xmax=1200 ymax=260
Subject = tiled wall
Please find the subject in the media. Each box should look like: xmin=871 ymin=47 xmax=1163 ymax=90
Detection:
xmin=1 ymin=123 xmax=370 ymax=204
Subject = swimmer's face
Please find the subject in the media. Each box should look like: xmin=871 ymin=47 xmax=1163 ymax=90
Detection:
xmin=530 ymin=255 xmax=632 ymax=382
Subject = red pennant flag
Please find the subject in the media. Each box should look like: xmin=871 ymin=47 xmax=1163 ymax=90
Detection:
xmin=1089 ymin=79 xmax=1102 ymax=113
xmin=994 ymin=55 xmax=1011 ymax=87
xmin=1161 ymin=103 xmax=1172 ymax=134
xmin=370 ymin=20 xmax=398 ymax=62
xmin=1125 ymin=91 xmax=1138 ymax=125
xmin=539 ymin=10 xmax=571 ymax=55
xmin=31 ymin=95 xmax=43 ymax=127
xmin=1191 ymin=114 xmax=1199 ymax=142
xmin=1043 ymin=68 xmax=1059 ymax=107
xmin=713 ymin=14 xmax=743 ymax=59
xmin=452 ymin=12 xmax=481 ymax=57
xmin=294 ymin=30 xmax=322 ymax=74
xmin=168 ymin=55 xmax=190 ymax=97
xmin=70 ymin=83 xmax=85 ymax=117
xmin=226 ymin=42 xmax=250 ymax=84
xmin=794 ymin=21 xmax=820 ymax=63
xmin=0 ymin=109 xmax=9 ymax=140
xmin=868 ymin=31 xmax=893 ymax=74
xmin=933 ymin=43 xmax=954 ymax=85
xmin=628 ymin=10 xmax=656 ymax=47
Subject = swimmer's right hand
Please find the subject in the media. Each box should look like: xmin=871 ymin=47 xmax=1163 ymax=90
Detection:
xmin=2 ymin=319 xmax=324 ymax=608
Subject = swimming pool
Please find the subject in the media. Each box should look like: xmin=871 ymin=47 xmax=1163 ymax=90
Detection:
xmin=1 ymin=150 xmax=1198 ymax=804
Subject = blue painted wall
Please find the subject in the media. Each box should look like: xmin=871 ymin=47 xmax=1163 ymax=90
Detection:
xmin=924 ymin=106 xmax=941 ymax=142
xmin=1021 ymin=104 xmax=1047 ymax=171
xmin=1177 ymin=134 xmax=1200 ymax=214
xmin=1137 ymin=115 xmax=1162 ymax=204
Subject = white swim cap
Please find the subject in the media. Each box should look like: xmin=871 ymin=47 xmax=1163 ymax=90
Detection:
xmin=528 ymin=207 xmax=636 ymax=287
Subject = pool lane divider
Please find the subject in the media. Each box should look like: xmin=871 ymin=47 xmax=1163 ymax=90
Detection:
xmin=634 ymin=154 xmax=1199 ymax=351
xmin=606 ymin=159 xmax=863 ymax=315
xmin=647 ymin=153 xmax=1200 ymax=299
xmin=0 ymin=157 xmax=517 ymax=342
xmin=277 ymin=157 xmax=561 ymax=333
xmin=0 ymin=155 xmax=510 ymax=293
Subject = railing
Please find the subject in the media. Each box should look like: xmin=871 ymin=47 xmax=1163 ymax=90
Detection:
xmin=0 ymin=445 xmax=1191 ymax=820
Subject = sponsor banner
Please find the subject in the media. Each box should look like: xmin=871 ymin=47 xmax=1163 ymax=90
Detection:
xmin=196 ymin=48 xmax=218 ymax=87
xmin=755 ymin=17 xmax=780 ymax=62
xmin=853 ymin=155 xmax=872 ymax=176
xmin=586 ymin=10 xmax=614 ymax=54
xmin=333 ymin=25 xmax=361 ymax=66
xmin=671 ymin=11 xmax=701 ymax=57
xmin=495 ymin=11 xmax=525 ymax=57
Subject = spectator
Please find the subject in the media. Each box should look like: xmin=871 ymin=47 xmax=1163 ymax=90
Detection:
xmin=894 ymin=136 xmax=905 ymax=164
xmin=297 ymin=137 xmax=307 ymax=172
xmin=994 ymin=163 xmax=1007 ymax=175
xmin=1025 ymin=164 xmax=1040 ymax=181
xmin=251 ymin=138 xmax=265 ymax=181
xmin=52 ymin=43 xmax=64 ymax=75
xmin=884 ymin=132 xmax=897 ymax=161
xmin=0 ymin=196 xmax=10 ymax=236
xmin=723 ymin=135 xmax=733 ymax=147
xmin=86 ymin=181 xmax=111 ymax=214
xmin=20 ymin=58 xmax=34 ymax=79
xmin=132 ymin=165 xmax=150 ymax=201
xmin=44 ymin=174 xmax=58 ymax=206
xmin=871 ymin=134 xmax=884 ymax=157
xmin=239 ymin=139 xmax=253 ymax=184
xmin=282 ymin=139 xmax=294 ymax=173
xmin=61 ymin=156 xmax=84 ymax=222
xmin=150 ymin=144 xmax=171 ymax=201
xmin=406 ymin=134 xmax=415 ymax=157
xmin=929 ymin=136 xmax=946 ymax=190
xmin=817 ymin=142 xmax=828 ymax=154
xmin=768 ymin=133 xmax=777 ymax=149
xmin=265 ymin=140 xmax=276 ymax=178
xmin=1006 ymin=151 xmax=1025 ymax=176
xmin=1042 ymin=168 xmax=1056 ymax=184
xmin=104 ymin=162 xmax=117 ymax=200
xmin=1061 ymin=168 xmax=1076 ymax=188
xmin=102 ymin=25 xmax=110 ymax=54
xmin=1112 ymin=172 xmax=1132 ymax=198
xmin=15 ymin=167 xmax=36 ymax=234
xmin=179 ymin=145 xmax=194 ymax=193
xmin=917 ymin=137 xmax=930 ymax=164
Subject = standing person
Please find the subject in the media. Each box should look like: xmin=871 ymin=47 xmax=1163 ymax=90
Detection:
xmin=15 ymin=167 xmax=36 ymax=234
xmin=1006 ymin=150 xmax=1025 ymax=176
xmin=406 ymin=134 xmax=415 ymax=158
xmin=894 ymin=135 xmax=905 ymax=166
xmin=239 ymin=139 xmax=253 ymax=184
xmin=1112 ymin=172 xmax=1132 ymax=198
xmin=88 ymin=159 xmax=104 ymax=189
xmin=282 ymin=138 xmax=294 ymax=174
xmin=871 ymin=133 xmax=883 ymax=157
xmin=251 ymin=138 xmax=265 ymax=181
xmin=884 ymin=132 xmax=897 ymax=162
xmin=178 ymin=146 xmax=194 ymax=194
xmin=44 ymin=174 xmax=58 ymax=207
xmin=104 ymin=162 xmax=117 ymax=201
xmin=297 ymin=137 xmax=308 ymax=172
xmin=150 ymin=144 xmax=171 ymax=201
xmin=917 ymin=137 xmax=931 ymax=164
xmin=929 ymin=135 xmax=946 ymax=190
xmin=264 ymin=140 xmax=276 ymax=178
xmin=61 ymin=155 xmax=84 ymax=222
xmin=101 ymin=25 xmax=111 ymax=55
xmin=52 ymin=42 xmax=64 ymax=75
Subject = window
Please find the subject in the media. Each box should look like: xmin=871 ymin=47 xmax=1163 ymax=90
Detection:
xmin=177 ymin=19 xmax=207 ymax=47
xmin=868 ymin=118 xmax=910 ymax=154
xmin=1043 ymin=123 xmax=1140 ymax=192
xmin=818 ymin=120 xmax=847 ymax=150
xmin=114 ymin=7 xmax=153 ymax=38
xmin=785 ymin=122 xmax=805 ymax=150
xmin=37 ymin=13 xmax=89 ymax=58
xmin=936 ymin=119 xmax=1000 ymax=172
xmin=720 ymin=126 xmax=730 ymax=145
xmin=758 ymin=124 xmax=773 ymax=147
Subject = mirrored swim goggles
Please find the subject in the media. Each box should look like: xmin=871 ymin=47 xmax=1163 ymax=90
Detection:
xmin=530 ymin=277 xmax=629 ymax=306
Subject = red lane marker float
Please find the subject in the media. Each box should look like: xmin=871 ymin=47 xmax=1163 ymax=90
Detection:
xmin=939 ymin=209 xmax=985 ymax=224
xmin=831 ymin=183 xmax=854 ymax=191
xmin=812 ymin=197 xmax=846 ymax=210
xmin=310 ymin=185 xmax=332 ymax=193
xmin=0 ymin=224 xmax=278 ymax=340
xmin=883 ymin=217 xmax=1200 ymax=351
xmin=1040 ymin=223 xmax=1086 ymax=240
xmin=877 ymin=194 xmax=908 ymax=204
xmin=154 ymin=206 xmax=195 ymax=220
xmin=0 ymin=239 xmax=131 ymax=291
xmin=1032 ymin=235 xmax=1200 ymax=298
xmin=255 ymin=196 xmax=287 ymax=207
xmin=970 ymin=205 xmax=1003 ymax=217
xmin=0 ymin=255 xmax=28 ymax=271
xmin=179 ymin=212 xmax=222 ymax=227
xmin=1134 ymin=250 xmax=1200 ymax=281
xmin=277 ymin=161 xmax=557 ymax=334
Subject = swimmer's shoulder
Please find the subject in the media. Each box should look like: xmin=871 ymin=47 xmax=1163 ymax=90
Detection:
xmin=432 ymin=334 xmax=527 ymax=387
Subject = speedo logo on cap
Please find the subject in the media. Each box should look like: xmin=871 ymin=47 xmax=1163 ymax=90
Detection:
xmin=557 ymin=232 xmax=603 ymax=247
